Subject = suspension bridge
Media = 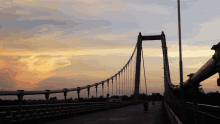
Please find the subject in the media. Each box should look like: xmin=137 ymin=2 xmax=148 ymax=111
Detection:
xmin=0 ymin=31 xmax=220 ymax=124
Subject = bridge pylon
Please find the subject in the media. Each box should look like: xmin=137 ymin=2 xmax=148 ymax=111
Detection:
xmin=134 ymin=32 xmax=163 ymax=100
xmin=134 ymin=32 xmax=142 ymax=100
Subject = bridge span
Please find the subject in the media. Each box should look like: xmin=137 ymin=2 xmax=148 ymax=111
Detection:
xmin=44 ymin=102 xmax=164 ymax=124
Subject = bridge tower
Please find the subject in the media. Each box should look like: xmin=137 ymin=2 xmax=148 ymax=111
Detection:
xmin=134 ymin=32 xmax=170 ymax=101
xmin=134 ymin=32 xmax=142 ymax=100
xmin=161 ymin=32 xmax=171 ymax=102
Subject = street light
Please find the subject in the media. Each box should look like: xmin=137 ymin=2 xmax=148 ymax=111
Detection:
xmin=177 ymin=0 xmax=186 ymax=122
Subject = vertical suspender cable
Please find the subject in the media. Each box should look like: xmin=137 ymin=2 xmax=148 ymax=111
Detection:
xmin=112 ymin=78 xmax=113 ymax=96
xmin=141 ymin=49 xmax=147 ymax=95
xmin=128 ymin=64 xmax=130 ymax=96
xmin=122 ymin=71 xmax=123 ymax=96
xmin=119 ymin=73 xmax=120 ymax=96
xmin=102 ymin=82 xmax=104 ymax=97
xmin=127 ymin=65 xmax=128 ymax=96
xmin=126 ymin=66 xmax=127 ymax=96
xmin=124 ymin=68 xmax=125 ymax=96
xmin=131 ymin=61 xmax=132 ymax=95
xmin=116 ymin=75 xmax=117 ymax=96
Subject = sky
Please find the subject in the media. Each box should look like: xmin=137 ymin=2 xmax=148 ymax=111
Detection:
xmin=0 ymin=0 xmax=220 ymax=100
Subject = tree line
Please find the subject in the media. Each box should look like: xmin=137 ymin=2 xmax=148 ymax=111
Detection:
xmin=173 ymin=86 xmax=220 ymax=106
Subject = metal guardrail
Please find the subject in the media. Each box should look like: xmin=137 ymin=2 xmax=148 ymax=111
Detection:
xmin=0 ymin=101 xmax=142 ymax=124
xmin=185 ymin=102 xmax=220 ymax=124
xmin=166 ymin=100 xmax=220 ymax=124
xmin=164 ymin=101 xmax=182 ymax=124
xmin=186 ymin=102 xmax=220 ymax=117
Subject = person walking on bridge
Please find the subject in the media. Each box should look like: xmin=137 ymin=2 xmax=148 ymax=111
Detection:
xmin=143 ymin=101 xmax=149 ymax=112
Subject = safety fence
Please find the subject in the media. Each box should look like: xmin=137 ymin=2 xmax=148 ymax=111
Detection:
xmin=0 ymin=100 xmax=142 ymax=124
xmin=166 ymin=100 xmax=220 ymax=124
xmin=163 ymin=101 xmax=182 ymax=124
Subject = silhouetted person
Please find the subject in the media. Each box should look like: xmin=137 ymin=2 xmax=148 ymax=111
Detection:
xmin=152 ymin=100 xmax=155 ymax=106
xmin=143 ymin=101 xmax=148 ymax=111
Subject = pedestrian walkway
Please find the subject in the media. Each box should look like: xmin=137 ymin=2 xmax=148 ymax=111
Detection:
xmin=45 ymin=101 xmax=163 ymax=124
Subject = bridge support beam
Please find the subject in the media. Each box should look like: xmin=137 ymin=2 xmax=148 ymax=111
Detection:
xmin=87 ymin=85 xmax=90 ymax=103
xmin=107 ymin=79 xmax=109 ymax=99
xmin=102 ymin=82 xmax=104 ymax=97
xmin=77 ymin=87 xmax=80 ymax=102
xmin=134 ymin=32 xmax=142 ymax=100
xmin=17 ymin=90 xmax=24 ymax=114
xmin=63 ymin=88 xmax=67 ymax=108
xmin=44 ymin=90 xmax=50 ymax=107
xmin=95 ymin=83 xmax=98 ymax=102
xmin=112 ymin=78 xmax=113 ymax=96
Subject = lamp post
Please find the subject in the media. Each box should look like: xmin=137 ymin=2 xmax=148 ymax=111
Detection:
xmin=177 ymin=0 xmax=186 ymax=122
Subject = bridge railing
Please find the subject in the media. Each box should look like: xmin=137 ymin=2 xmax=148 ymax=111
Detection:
xmin=0 ymin=100 xmax=142 ymax=124
xmin=163 ymin=101 xmax=182 ymax=124
xmin=186 ymin=102 xmax=220 ymax=124
xmin=166 ymin=100 xmax=220 ymax=124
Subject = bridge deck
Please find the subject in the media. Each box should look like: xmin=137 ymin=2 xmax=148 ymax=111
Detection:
xmin=45 ymin=101 xmax=165 ymax=124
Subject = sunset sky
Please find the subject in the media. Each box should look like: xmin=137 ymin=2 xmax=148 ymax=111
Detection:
xmin=0 ymin=0 xmax=220 ymax=100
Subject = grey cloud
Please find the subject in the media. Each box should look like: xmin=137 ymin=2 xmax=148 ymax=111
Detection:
xmin=71 ymin=18 xmax=112 ymax=31
xmin=0 ymin=72 xmax=17 ymax=91
xmin=36 ymin=75 xmax=104 ymax=91
xmin=31 ymin=10 xmax=53 ymax=17
xmin=0 ymin=25 xmax=27 ymax=36
xmin=108 ymin=19 xmax=139 ymax=29
xmin=0 ymin=6 xmax=24 ymax=22
xmin=1 ymin=20 xmax=67 ymax=29
xmin=185 ymin=40 xmax=220 ymax=47
xmin=37 ymin=77 xmax=75 ymax=90
xmin=0 ymin=12 xmax=17 ymax=22
xmin=2 ymin=35 xmax=72 ymax=50
xmin=99 ymin=11 xmax=137 ymax=23
xmin=123 ymin=0 xmax=198 ymax=10
xmin=78 ymin=37 xmax=122 ymax=47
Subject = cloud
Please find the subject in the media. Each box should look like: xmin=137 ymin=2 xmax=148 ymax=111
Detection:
xmin=13 ymin=0 xmax=39 ymax=4
xmin=0 ymin=12 xmax=17 ymax=22
xmin=1 ymin=20 xmax=68 ymax=29
xmin=56 ymin=57 xmax=108 ymax=74
xmin=0 ymin=32 xmax=73 ymax=50
xmin=71 ymin=19 xmax=112 ymax=30
xmin=11 ymin=0 xmax=60 ymax=9
xmin=127 ymin=3 xmax=172 ymax=14
xmin=69 ymin=0 xmax=132 ymax=17
xmin=36 ymin=74 xmax=105 ymax=91
xmin=0 ymin=70 xmax=18 ymax=91
xmin=184 ymin=15 xmax=220 ymax=46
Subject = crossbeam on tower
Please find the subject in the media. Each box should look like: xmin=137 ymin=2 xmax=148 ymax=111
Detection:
xmin=142 ymin=35 xmax=161 ymax=40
